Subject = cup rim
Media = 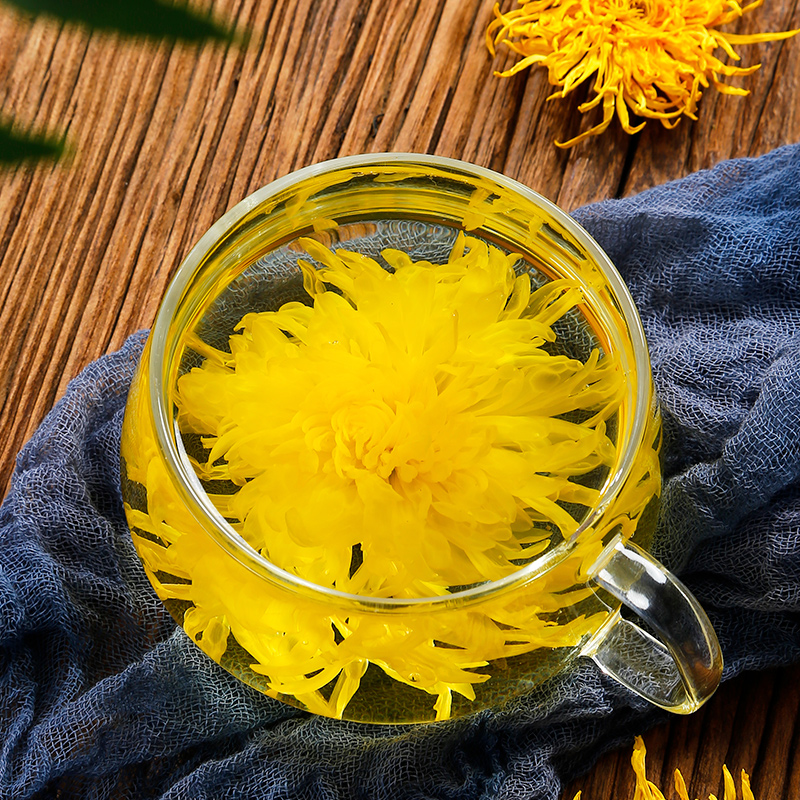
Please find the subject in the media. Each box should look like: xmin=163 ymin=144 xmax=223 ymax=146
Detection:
xmin=148 ymin=152 xmax=653 ymax=610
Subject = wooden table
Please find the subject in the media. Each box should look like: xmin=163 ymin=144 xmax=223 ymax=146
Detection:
xmin=1 ymin=1 xmax=799 ymax=797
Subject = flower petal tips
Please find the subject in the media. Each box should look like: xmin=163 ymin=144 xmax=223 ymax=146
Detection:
xmin=486 ymin=0 xmax=800 ymax=147
xmin=573 ymin=736 xmax=759 ymax=800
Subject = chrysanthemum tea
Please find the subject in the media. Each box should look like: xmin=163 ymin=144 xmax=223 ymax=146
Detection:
xmin=121 ymin=155 xmax=722 ymax=723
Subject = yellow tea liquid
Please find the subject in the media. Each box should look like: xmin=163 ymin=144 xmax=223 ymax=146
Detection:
xmin=121 ymin=222 xmax=661 ymax=722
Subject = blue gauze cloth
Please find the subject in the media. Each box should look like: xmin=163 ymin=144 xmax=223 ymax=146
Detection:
xmin=2 ymin=144 xmax=800 ymax=800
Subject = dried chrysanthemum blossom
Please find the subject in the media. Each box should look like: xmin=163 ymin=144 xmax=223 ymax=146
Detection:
xmin=573 ymin=736 xmax=756 ymax=800
xmin=486 ymin=0 xmax=799 ymax=147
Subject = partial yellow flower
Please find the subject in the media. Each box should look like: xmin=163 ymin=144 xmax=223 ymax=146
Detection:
xmin=486 ymin=0 xmax=799 ymax=147
xmin=573 ymin=736 xmax=756 ymax=800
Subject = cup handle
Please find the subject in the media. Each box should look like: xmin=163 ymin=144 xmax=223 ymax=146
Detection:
xmin=581 ymin=535 xmax=723 ymax=713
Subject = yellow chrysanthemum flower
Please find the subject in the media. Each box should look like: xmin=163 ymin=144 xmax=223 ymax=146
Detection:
xmin=487 ymin=0 xmax=799 ymax=147
xmin=573 ymin=737 xmax=756 ymax=800
xmin=177 ymin=233 xmax=622 ymax=597
xmin=122 ymin=221 xmax=668 ymax=719
xmin=138 ymin=233 xmax=635 ymax=719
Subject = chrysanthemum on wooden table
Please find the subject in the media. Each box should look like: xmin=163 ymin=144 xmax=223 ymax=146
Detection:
xmin=573 ymin=737 xmax=756 ymax=800
xmin=486 ymin=0 xmax=799 ymax=147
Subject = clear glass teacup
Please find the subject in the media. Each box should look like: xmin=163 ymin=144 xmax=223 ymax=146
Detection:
xmin=120 ymin=154 xmax=722 ymax=723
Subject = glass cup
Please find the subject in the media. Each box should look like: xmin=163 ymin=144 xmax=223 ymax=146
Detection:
xmin=120 ymin=154 xmax=722 ymax=723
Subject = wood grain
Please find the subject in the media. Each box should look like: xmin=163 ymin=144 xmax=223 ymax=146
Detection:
xmin=564 ymin=664 xmax=800 ymax=800
xmin=1 ymin=1 xmax=799 ymax=796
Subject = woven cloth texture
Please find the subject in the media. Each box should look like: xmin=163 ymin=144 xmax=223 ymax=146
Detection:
xmin=3 ymin=144 xmax=800 ymax=799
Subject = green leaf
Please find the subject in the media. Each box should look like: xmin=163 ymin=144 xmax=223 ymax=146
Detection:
xmin=3 ymin=0 xmax=240 ymax=42
xmin=0 ymin=121 xmax=66 ymax=163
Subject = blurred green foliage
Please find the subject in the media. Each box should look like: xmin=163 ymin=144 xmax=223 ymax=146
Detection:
xmin=6 ymin=0 xmax=238 ymax=42
xmin=1 ymin=0 xmax=243 ymax=163
xmin=0 ymin=121 xmax=65 ymax=163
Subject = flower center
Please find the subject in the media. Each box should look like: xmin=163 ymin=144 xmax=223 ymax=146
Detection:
xmin=328 ymin=398 xmax=403 ymax=480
